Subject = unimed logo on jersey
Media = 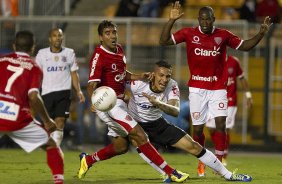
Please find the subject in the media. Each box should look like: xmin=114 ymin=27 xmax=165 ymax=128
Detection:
xmin=0 ymin=100 xmax=19 ymax=121
xmin=194 ymin=46 xmax=220 ymax=56
xmin=90 ymin=53 xmax=100 ymax=77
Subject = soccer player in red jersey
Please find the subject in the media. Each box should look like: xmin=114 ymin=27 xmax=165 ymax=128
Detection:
xmin=0 ymin=31 xmax=64 ymax=184
xmin=206 ymin=55 xmax=253 ymax=166
xmin=160 ymin=1 xmax=272 ymax=177
xmin=77 ymin=20 xmax=189 ymax=183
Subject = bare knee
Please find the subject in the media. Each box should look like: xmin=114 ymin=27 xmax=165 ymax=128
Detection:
xmin=42 ymin=137 xmax=57 ymax=150
xmin=193 ymin=125 xmax=204 ymax=136
xmin=112 ymin=137 xmax=129 ymax=154
xmin=128 ymin=125 xmax=148 ymax=146
xmin=215 ymin=116 xmax=226 ymax=131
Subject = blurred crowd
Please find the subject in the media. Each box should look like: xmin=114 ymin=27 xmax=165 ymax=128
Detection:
xmin=115 ymin=0 xmax=282 ymax=23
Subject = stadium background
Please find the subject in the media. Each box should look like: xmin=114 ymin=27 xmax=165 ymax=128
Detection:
xmin=0 ymin=0 xmax=281 ymax=152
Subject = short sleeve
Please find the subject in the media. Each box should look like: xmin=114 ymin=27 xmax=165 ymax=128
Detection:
xmin=70 ymin=49 xmax=79 ymax=72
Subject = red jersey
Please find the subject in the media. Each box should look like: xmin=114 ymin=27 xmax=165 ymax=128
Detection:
xmin=172 ymin=26 xmax=243 ymax=90
xmin=0 ymin=52 xmax=43 ymax=131
xmin=88 ymin=45 xmax=126 ymax=98
xmin=226 ymin=55 xmax=243 ymax=107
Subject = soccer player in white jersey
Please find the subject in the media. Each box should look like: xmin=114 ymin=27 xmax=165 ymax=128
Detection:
xmin=77 ymin=20 xmax=189 ymax=183
xmin=159 ymin=1 xmax=272 ymax=176
xmin=0 ymin=31 xmax=64 ymax=184
xmin=126 ymin=60 xmax=252 ymax=182
xmin=206 ymin=55 xmax=253 ymax=166
xmin=36 ymin=28 xmax=85 ymax=146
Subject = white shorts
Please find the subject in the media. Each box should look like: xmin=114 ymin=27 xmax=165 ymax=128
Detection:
xmin=96 ymin=99 xmax=137 ymax=137
xmin=0 ymin=120 xmax=49 ymax=153
xmin=189 ymin=87 xmax=228 ymax=126
xmin=206 ymin=106 xmax=237 ymax=129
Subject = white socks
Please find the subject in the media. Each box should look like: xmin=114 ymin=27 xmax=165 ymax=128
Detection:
xmin=51 ymin=130 xmax=64 ymax=146
xmin=198 ymin=149 xmax=232 ymax=179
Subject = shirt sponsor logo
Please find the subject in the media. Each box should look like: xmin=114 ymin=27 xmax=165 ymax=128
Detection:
xmin=0 ymin=100 xmax=19 ymax=121
xmin=138 ymin=103 xmax=152 ymax=109
xmin=192 ymin=75 xmax=218 ymax=82
xmin=115 ymin=71 xmax=126 ymax=82
xmin=192 ymin=36 xmax=201 ymax=44
xmin=227 ymin=77 xmax=235 ymax=86
xmin=47 ymin=66 xmax=67 ymax=72
xmin=90 ymin=53 xmax=99 ymax=77
xmin=194 ymin=46 xmax=220 ymax=56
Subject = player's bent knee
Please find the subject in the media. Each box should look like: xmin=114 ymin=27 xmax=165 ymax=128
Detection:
xmin=42 ymin=137 xmax=57 ymax=150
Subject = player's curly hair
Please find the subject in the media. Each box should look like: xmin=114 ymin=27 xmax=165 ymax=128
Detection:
xmin=98 ymin=20 xmax=117 ymax=36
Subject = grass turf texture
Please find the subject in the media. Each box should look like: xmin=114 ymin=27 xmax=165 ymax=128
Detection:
xmin=0 ymin=149 xmax=281 ymax=184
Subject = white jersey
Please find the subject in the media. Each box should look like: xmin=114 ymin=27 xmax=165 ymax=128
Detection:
xmin=36 ymin=47 xmax=78 ymax=95
xmin=126 ymin=79 xmax=180 ymax=123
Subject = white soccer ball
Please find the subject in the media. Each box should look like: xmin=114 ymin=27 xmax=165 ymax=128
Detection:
xmin=91 ymin=86 xmax=117 ymax=112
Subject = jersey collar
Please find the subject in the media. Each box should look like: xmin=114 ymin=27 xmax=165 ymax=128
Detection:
xmin=15 ymin=52 xmax=30 ymax=57
xmin=198 ymin=26 xmax=215 ymax=34
xmin=100 ymin=45 xmax=118 ymax=55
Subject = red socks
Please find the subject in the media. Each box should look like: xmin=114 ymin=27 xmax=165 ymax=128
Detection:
xmin=87 ymin=143 xmax=117 ymax=166
xmin=213 ymin=131 xmax=226 ymax=161
xmin=138 ymin=142 xmax=174 ymax=175
xmin=47 ymin=147 xmax=64 ymax=184
xmin=193 ymin=132 xmax=206 ymax=147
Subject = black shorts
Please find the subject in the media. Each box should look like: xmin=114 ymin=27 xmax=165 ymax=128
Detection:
xmin=138 ymin=117 xmax=186 ymax=147
xmin=42 ymin=90 xmax=71 ymax=119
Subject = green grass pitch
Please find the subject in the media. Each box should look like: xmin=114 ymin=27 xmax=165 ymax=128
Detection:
xmin=0 ymin=149 xmax=281 ymax=184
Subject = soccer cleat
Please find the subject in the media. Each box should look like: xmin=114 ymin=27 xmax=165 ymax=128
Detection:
xmin=162 ymin=175 xmax=172 ymax=183
xmin=77 ymin=152 xmax=91 ymax=179
xmin=222 ymin=158 xmax=228 ymax=166
xmin=197 ymin=161 xmax=205 ymax=177
xmin=227 ymin=169 xmax=252 ymax=182
xmin=169 ymin=170 xmax=189 ymax=183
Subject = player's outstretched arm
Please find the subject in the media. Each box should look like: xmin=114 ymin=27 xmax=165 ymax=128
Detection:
xmin=142 ymin=92 xmax=180 ymax=117
xmin=28 ymin=91 xmax=56 ymax=132
xmin=159 ymin=1 xmax=184 ymax=46
xmin=238 ymin=16 xmax=272 ymax=51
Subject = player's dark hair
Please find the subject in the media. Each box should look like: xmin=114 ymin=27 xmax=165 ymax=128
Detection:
xmin=155 ymin=60 xmax=172 ymax=69
xmin=14 ymin=30 xmax=35 ymax=52
xmin=199 ymin=6 xmax=214 ymax=17
xmin=98 ymin=20 xmax=117 ymax=36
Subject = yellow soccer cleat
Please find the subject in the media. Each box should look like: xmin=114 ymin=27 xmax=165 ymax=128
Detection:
xmin=77 ymin=153 xmax=91 ymax=179
xmin=170 ymin=170 xmax=189 ymax=183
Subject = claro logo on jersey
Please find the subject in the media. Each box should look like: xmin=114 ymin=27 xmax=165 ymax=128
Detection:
xmin=194 ymin=46 xmax=220 ymax=56
xmin=90 ymin=53 xmax=100 ymax=77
